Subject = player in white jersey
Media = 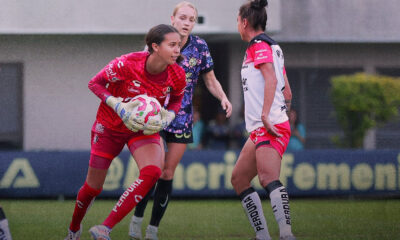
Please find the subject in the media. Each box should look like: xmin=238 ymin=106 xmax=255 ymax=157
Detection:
xmin=231 ymin=0 xmax=296 ymax=240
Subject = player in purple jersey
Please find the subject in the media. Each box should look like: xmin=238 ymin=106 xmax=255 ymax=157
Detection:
xmin=129 ymin=1 xmax=232 ymax=240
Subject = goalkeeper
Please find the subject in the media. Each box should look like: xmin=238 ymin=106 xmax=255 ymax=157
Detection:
xmin=64 ymin=24 xmax=186 ymax=240
xmin=129 ymin=2 xmax=232 ymax=240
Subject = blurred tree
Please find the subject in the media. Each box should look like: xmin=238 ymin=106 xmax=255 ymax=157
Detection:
xmin=331 ymin=73 xmax=400 ymax=148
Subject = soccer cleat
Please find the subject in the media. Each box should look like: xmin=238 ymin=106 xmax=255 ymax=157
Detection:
xmin=89 ymin=225 xmax=111 ymax=240
xmin=129 ymin=216 xmax=143 ymax=240
xmin=64 ymin=224 xmax=82 ymax=240
xmin=144 ymin=225 xmax=158 ymax=240
xmin=280 ymin=235 xmax=296 ymax=240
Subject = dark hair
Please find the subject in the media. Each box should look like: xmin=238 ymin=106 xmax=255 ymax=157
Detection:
xmin=145 ymin=24 xmax=183 ymax=63
xmin=239 ymin=0 xmax=268 ymax=31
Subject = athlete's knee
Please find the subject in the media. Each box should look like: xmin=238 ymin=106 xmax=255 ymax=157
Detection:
xmin=140 ymin=165 xmax=162 ymax=183
xmin=231 ymin=172 xmax=249 ymax=193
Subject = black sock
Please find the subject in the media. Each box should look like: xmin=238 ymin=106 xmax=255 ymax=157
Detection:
xmin=134 ymin=185 xmax=155 ymax=218
xmin=149 ymin=179 xmax=173 ymax=227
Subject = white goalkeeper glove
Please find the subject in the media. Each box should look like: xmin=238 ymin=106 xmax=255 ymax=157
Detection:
xmin=105 ymin=96 xmax=144 ymax=132
xmin=142 ymin=108 xmax=176 ymax=135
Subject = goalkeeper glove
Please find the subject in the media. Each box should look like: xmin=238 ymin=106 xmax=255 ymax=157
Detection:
xmin=105 ymin=96 xmax=144 ymax=132
xmin=142 ymin=108 xmax=176 ymax=135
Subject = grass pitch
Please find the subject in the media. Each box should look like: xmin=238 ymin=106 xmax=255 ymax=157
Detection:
xmin=2 ymin=198 xmax=399 ymax=240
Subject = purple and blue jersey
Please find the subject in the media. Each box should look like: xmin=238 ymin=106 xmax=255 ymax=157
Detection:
xmin=165 ymin=34 xmax=214 ymax=134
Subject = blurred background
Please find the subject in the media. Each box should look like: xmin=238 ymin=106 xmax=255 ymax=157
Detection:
xmin=0 ymin=0 xmax=399 ymax=198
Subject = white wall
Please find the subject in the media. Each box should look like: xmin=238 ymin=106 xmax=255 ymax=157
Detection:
xmin=0 ymin=35 xmax=144 ymax=150
xmin=0 ymin=0 xmax=281 ymax=34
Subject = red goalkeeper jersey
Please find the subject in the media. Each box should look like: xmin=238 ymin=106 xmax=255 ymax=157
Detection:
xmin=88 ymin=51 xmax=186 ymax=133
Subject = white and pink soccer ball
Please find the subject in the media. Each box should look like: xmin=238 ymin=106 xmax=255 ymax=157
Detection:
xmin=130 ymin=94 xmax=162 ymax=125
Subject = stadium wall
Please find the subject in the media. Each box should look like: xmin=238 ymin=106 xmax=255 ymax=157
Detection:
xmin=2 ymin=34 xmax=400 ymax=151
xmin=0 ymin=150 xmax=399 ymax=198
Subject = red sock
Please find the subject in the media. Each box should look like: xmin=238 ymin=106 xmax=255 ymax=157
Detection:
xmin=69 ymin=181 xmax=102 ymax=232
xmin=103 ymin=165 xmax=161 ymax=229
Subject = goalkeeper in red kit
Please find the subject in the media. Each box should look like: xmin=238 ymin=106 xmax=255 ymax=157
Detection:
xmin=64 ymin=24 xmax=186 ymax=240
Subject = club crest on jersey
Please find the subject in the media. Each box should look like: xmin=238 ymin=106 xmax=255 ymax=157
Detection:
xmin=127 ymin=80 xmax=141 ymax=93
xmin=276 ymin=49 xmax=282 ymax=58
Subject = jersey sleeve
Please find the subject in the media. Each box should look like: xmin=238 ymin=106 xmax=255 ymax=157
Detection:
xmin=251 ymin=41 xmax=273 ymax=69
xmin=198 ymin=39 xmax=214 ymax=74
xmin=88 ymin=55 xmax=129 ymax=102
xmin=103 ymin=55 xmax=129 ymax=83
xmin=88 ymin=70 xmax=112 ymax=102
xmin=167 ymin=66 xmax=186 ymax=114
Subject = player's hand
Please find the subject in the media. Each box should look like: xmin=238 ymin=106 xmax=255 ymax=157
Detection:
xmin=262 ymin=117 xmax=282 ymax=138
xmin=142 ymin=108 xmax=175 ymax=135
xmin=220 ymin=97 xmax=232 ymax=118
xmin=160 ymin=108 xmax=176 ymax=129
xmin=142 ymin=118 xmax=161 ymax=135
xmin=105 ymin=96 xmax=144 ymax=132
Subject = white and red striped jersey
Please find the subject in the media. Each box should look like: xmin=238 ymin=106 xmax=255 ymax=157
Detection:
xmin=241 ymin=34 xmax=288 ymax=132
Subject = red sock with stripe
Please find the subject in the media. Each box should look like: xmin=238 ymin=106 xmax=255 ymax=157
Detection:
xmin=69 ymin=181 xmax=102 ymax=232
xmin=103 ymin=165 xmax=162 ymax=229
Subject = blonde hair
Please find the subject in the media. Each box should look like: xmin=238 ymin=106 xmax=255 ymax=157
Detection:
xmin=172 ymin=1 xmax=198 ymax=19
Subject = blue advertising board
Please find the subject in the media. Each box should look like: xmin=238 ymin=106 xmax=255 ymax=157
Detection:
xmin=0 ymin=150 xmax=399 ymax=198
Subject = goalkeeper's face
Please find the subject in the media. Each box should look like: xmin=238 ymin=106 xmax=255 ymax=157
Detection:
xmin=153 ymin=32 xmax=182 ymax=65
xmin=171 ymin=5 xmax=196 ymax=38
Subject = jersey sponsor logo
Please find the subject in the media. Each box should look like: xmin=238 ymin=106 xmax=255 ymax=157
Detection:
xmin=255 ymin=49 xmax=267 ymax=54
xmin=106 ymin=63 xmax=119 ymax=82
xmin=255 ymin=55 xmax=268 ymax=61
xmin=128 ymin=80 xmax=141 ymax=93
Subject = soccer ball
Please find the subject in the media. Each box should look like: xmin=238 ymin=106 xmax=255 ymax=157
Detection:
xmin=131 ymin=94 xmax=162 ymax=125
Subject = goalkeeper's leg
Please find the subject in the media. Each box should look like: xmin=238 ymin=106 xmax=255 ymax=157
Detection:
xmin=67 ymin=123 xmax=125 ymax=237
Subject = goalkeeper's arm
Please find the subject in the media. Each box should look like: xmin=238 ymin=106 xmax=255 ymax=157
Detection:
xmin=88 ymin=73 xmax=144 ymax=132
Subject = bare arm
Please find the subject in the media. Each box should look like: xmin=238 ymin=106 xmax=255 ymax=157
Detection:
xmin=283 ymin=73 xmax=292 ymax=113
xmin=259 ymin=62 xmax=282 ymax=137
xmin=202 ymin=70 xmax=232 ymax=118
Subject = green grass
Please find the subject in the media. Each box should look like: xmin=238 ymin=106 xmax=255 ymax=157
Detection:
xmin=2 ymin=198 xmax=400 ymax=239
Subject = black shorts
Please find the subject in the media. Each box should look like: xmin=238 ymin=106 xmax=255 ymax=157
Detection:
xmin=160 ymin=130 xmax=193 ymax=144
